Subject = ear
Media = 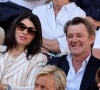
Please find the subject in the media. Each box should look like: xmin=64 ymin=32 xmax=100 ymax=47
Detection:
xmin=89 ymin=35 xmax=95 ymax=45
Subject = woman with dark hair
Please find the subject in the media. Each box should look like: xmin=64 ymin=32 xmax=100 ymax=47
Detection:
xmin=0 ymin=12 xmax=47 ymax=90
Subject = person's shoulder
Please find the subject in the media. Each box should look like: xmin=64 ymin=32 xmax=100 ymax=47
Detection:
xmin=66 ymin=2 xmax=86 ymax=15
xmin=34 ymin=52 xmax=48 ymax=58
xmin=30 ymin=53 xmax=48 ymax=65
xmin=91 ymin=55 xmax=100 ymax=61
xmin=74 ymin=3 xmax=84 ymax=11
xmin=35 ymin=53 xmax=48 ymax=62
xmin=32 ymin=4 xmax=47 ymax=12
xmin=39 ymin=52 xmax=48 ymax=57
xmin=90 ymin=55 xmax=100 ymax=65
xmin=69 ymin=2 xmax=86 ymax=17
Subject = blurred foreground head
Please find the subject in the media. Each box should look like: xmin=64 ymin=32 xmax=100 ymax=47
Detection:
xmin=34 ymin=65 xmax=66 ymax=90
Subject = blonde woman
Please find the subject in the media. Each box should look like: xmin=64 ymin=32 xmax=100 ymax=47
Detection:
xmin=34 ymin=65 xmax=66 ymax=90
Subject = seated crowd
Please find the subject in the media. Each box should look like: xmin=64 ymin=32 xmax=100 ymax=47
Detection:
xmin=0 ymin=0 xmax=100 ymax=90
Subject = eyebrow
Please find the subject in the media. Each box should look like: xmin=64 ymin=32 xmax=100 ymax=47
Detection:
xmin=19 ymin=22 xmax=35 ymax=29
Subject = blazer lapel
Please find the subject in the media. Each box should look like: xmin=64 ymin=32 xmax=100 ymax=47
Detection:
xmin=80 ymin=55 xmax=98 ymax=90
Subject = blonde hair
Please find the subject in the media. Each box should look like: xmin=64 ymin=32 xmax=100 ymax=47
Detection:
xmin=36 ymin=65 xmax=66 ymax=90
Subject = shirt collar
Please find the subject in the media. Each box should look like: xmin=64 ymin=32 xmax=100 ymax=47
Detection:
xmin=64 ymin=2 xmax=77 ymax=11
xmin=67 ymin=53 xmax=91 ymax=66
xmin=46 ymin=2 xmax=77 ymax=11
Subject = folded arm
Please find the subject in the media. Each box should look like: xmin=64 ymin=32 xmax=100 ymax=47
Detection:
xmin=42 ymin=38 xmax=60 ymax=53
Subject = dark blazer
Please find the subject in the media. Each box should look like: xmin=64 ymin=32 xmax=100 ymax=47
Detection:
xmin=47 ymin=55 xmax=100 ymax=90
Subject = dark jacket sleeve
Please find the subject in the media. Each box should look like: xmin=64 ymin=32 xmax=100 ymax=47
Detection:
xmin=47 ymin=55 xmax=69 ymax=76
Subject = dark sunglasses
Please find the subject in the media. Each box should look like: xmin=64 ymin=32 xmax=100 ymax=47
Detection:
xmin=17 ymin=22 xmax=37 ymax=36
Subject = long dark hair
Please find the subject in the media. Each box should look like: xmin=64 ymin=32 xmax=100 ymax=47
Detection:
xmin=4 ymin=12 xmax=42 ymax=60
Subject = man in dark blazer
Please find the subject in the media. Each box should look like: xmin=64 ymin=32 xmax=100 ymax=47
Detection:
xmin=47 ymin=17 xmax=100 ymax=90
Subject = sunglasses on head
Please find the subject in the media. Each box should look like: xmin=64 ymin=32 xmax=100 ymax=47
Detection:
xmin=17 ymin=22 xmax=37 ymax=36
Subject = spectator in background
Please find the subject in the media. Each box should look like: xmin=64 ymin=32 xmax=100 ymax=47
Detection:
xmin=0 ymin=12 xmax=47 ymax=90
xmin=34 ymin=65 xmax=66 ymax=90
xmin=75 ymin=0 xmax=100 ymax=59
xmin=0 ymin=1 xmax=31 ymax=33
xmin=32 ymin=0 xmax=86 ymax=58
xmin=0 ymin=0 xmax=46 ymax=33
xmin=47 ymin=17 xmax=100 ymax=90
xmin=9 ymin=0 xmax=46 ymax=10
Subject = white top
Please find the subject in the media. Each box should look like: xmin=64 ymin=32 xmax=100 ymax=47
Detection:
xmin=0 ymin=0 xmax=46 ymax=10
xmin=0 ymin=46 xmax=47 ymax=89
xmin=32 ymin=2 xmax=86 ymax=54
xmin=66 ymin=54 xmax=90 ymax=90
